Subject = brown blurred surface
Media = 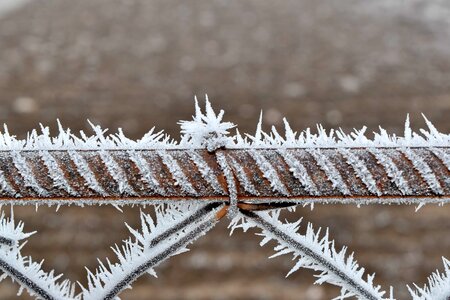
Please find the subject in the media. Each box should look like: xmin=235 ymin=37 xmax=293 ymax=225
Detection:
xmin=0 ymin=0 xmax=449 ymax=299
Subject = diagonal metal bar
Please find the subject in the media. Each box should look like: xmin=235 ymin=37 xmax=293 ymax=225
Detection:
xmin=239 ymin=209 xmax=382 ymax=300
xmin=0 ymin=147 xmax=448 ymax=205
xmin=149 ymin=202 xmax=222 ymax=247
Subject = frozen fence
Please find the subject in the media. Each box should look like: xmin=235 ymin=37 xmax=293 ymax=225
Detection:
xmin=0 ymin=147 xmax=448 ymax=206
xmin=0 ymin=98 xmax=448 ymax=300
xmin=0 ymin=98 xmax=448 ymax=207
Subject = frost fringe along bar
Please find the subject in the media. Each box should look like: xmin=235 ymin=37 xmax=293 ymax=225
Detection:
xmin=0 ymin=97 xmax=447 ymax=206
xmin=0 ymin=98 xmax=448 ymax=300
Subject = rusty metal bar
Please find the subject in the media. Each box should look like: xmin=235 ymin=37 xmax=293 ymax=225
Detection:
xmin=0 ymin=147 xmax=448 ymax=205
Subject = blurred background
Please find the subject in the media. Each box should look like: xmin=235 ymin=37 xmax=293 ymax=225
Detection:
xmin=0 ymin=0 xmax=449 ymax=299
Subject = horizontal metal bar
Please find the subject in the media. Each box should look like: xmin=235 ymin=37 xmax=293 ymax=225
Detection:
xmin=0 ymin=147 xmax=448 ymax=205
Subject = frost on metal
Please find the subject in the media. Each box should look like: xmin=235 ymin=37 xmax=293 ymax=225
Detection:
xmin=0 ymin=97 xmax=447 ymax=206
xmin=231 ymin=208 xmax=450 ymax=300
xmin=0 ymin=204 xmax=448 ymax=300
xmin=0 ymin=204 xmax=222 ymax=300
xmin=0 ymin=102 xmax=447 ymax=151
xmin=0 ymin=210 xmax=33 ymax=246
xmin=0 ymin=99 xmax=448 ymax=300
xmin=81 ymin=203 xmax=222 ymax=300
xmin=408 ymin=258 xmax=450 ymax=300
xmin=0 ymin=212 xmax=78 ymax=300
xmin=230 ymin=210 xmax=392 ymax=300
xmin=178 ymin=96 xmax=236 ymax=152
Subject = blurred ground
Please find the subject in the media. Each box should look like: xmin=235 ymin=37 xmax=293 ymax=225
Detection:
xmin=0 ymin=0 xmax=449 ymax=299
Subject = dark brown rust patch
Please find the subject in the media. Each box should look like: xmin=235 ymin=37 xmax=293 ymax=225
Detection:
xmin=418 ymin=148 xmax=450 ymax=194
xmin=54 ymin=151 xmax=97 ymax=197
xmin=329 ymin=150 xmax=369 ymax=196
xmin=85 ymin=152 xmax=120 ymax=196
xmin=292 ymin=150 xmax=338 ymax=196
xmin=393 ymin=149 xmax=433 ymax=195
xmin=273 ymin=151 xmax=310 ymax=196
xmin=363 ymin=149 xmax=402 ymax=196
xmin=0 ymin=154 xmax=38 ymax=198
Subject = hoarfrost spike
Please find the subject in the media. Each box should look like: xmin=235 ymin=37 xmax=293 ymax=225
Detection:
xmin=0 ymin=210 xmax=78 ymax=300
xmin=249 ymin=150 xmax=289 ymax=196
xmin=231 ymin=210 xmax=392 ymax=300
xmin=178 ymin=95 xmax=236 ymax=152
xmin=82 ymin=203 xmax=222 ymax=300
xmin=408 ymin=257 xmax=450 ymax=300
xmin=0 ymin=99 xmax=447 ymax=300
xmin=0 ymin=99 xmax=446 ymax=205
xmin=0 ymin=99 xmax=445 ymax=151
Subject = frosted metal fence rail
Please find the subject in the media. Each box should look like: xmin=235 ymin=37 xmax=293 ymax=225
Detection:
xmin=0 ymin=147 xmax=448 ymax=205
xmin=0 ymin=99 xmax=448 ymax=300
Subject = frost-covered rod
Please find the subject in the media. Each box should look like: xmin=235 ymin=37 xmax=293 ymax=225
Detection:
xmin=241 ymin=210 xmax=381 ymax=300
xmin=0 ymin=258 xmax=55 ymax=300
xmin=0 ymin=98 xmax=447 ymax=206
xmin=149 ymin=202 xmax=222 ymax=247
xmin=100 ymin=218 xmax=218 ymax=300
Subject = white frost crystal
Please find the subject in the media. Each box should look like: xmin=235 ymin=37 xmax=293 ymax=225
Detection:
xmin=230 ymin=210 xmax=393 ymax=300
xmin=178 ymin=96 xmax=236 ymax=151
xmin=0 ymin=210 xmax=78 ymax=299
xmin=0 ymin=97 xmax=446 ymax=151
xmin=408 ymin=257 xmax=450 ymax=300
xmin=0 ymin=99 xmax=446 ymax=300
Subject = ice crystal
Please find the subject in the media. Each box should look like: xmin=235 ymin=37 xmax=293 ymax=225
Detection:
xmin=0 ymin=248 xmax=78 ymax=300
xmin=40 ymin=150 xmax=77 ymax=196
xmin=0 ymin=97 xmax=446 ymax=151
xmin=230 ymin=210 xmax=392 ymax=300
xmin=178 ymin=96 xmax=236 ymax=152
xmin=0 ymin=99 xmax=446 ymax=300
xmin=401 ymin=148 xmax=444 ymax=195
xmin=249 ymin=150 xmax=289 ymax=196
xmin=0 ymin=204 xmax=225 ymax=300
xmin=369 ymin=148 xmax=411 ymax=195
xmin=188 ymin=150 xmax=225 ymax=195
xmin=307 ymin=149 xmax=351 ymax=195
xmin=81 ymin=203 xmax=221 ymax=299
xmin=127 ymin=150 xmax=165 ymax=196
xmin=408 ymin=257 xmax=450 ymax=300
xmin=0 ymin=210 xmax=33 ymax=246
xmin=0 ymin=209 xmax=78 ymax=299
xmin=224 ymin=153 xmax=260 ymax=196
xmin=157 ymin=150 xmax=197 ymax=195
xmin=277 ymin=149 xmax=319 ymax=195
xmin=11 ymin=151 xmax=48 ymax=197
